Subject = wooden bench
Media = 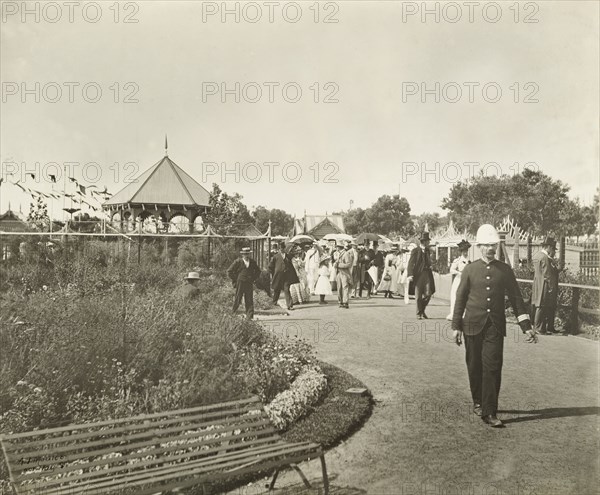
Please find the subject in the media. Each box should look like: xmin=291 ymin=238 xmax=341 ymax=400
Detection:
xmin=0 ymin=396 xmax=329 ymax=495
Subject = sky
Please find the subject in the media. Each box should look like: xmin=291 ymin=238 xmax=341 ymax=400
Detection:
xmin=1 ymin=0 xmax=599 ymax=223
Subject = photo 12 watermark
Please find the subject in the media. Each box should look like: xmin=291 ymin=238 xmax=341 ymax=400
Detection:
xmin=401 ymin=1 xmax=539 ymax=24
xmin=261 ymin=321 xmax=340 ymax=344
xmin=201 ymin=1 xmax=339 ymax=24
xmin=200 ymin=161 xmax=340 ymax=184
xmin=399 ymin=161 xmax=540 ymax=185
xmin=1 ymin=1 xmax=140 ymax=24
xmin=1 ymin=161 xmax=139 ymax=185
xmin=2 ymin=82 xmax=140 ymax=104
xmin=201 ymin=82 xmax=339 ymax=103
xmin=401 ymin=82 xmax=539 ymax=104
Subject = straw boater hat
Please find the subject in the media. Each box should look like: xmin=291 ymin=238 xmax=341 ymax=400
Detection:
xmin=240 ymin=247 xmax=252 ymax=255
xmin=184 ymin=271 xmax=201 ymax=280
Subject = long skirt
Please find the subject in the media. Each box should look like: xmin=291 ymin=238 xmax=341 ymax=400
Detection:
xmin=447 ymin=274 xmax=461 ymax=319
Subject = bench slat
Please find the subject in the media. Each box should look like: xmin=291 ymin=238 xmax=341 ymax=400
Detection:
xmin=2 ymin=396 xmax=261 ymax=441
xmin=4 ymin=404 xmax=266 ymax=452
xmin=21 ymin=440 xmax=315 ymax=493
xmin=31 ymin=442 xmax=321 ymax=495
xmin=6 ymin=412 xmax=270 ymax=461
xmin=8 ymin=418 xmax=275 ymax=472
xmin=106 ymin=451 xmax=324 ymax=495
xmin=15 ymin=433 xmax=284 ymax=483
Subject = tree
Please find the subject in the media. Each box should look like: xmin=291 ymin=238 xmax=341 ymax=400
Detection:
xmin=337 ymin=207 xmax=367 ymax=235
xmin=441 ymin=170 xmax=578 ymax=236
xmin=337 ymin=195 xmax=414 ymax=237
xmin=363 ymin=195 xmax=413 ymax=237
xmin=27 ymin=197 xmax=50 ymax=231
xmin=252 ymin=206 xmax=294 ymax=236
xmin=412 ymin=212 xmax=448 ymax=235
xmin=204 ymin=184 xmax=253 ymax=235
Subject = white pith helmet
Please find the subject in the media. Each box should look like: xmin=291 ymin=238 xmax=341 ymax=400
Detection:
xmin=475 ymin=224 xmax=500 ymax=245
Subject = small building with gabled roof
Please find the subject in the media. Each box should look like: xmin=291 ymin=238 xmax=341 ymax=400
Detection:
xmin=293 ymin=214 xmax=345 ymax=239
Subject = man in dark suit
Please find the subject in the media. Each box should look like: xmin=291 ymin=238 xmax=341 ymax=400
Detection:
xmin=227 ymin=247 xmax=261 ymax=320
xmin=452 ymin=224 xmax=538 ymax=427
xmin=531 ymin=237 xmax=560 ymax=334
xmin=407 ymin=232 xmax=435 ymax=319
xmin=269 ymin=242 xmax=299 ymax=310
xmin=372 ymin=241 xmax=384 ymax=294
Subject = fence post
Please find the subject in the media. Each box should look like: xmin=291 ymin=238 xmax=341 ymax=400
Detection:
xmin=513 ymin=226 xmax=520 ymax=267
xmin=568 ymin=287 xmax=580 ymax=334
xmin=559 ymin=236 xmax=566 ymax=271
xmin=137 ymin=221 xmax=142 ymax=264
xmin=527 ymin=236 xmax=532 ymax=264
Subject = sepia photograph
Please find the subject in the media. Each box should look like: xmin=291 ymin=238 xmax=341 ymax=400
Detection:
xmin=0 ymin=1 xmax=598 ymax=494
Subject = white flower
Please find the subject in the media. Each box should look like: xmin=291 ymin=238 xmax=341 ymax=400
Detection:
xmin=33 ymin=387 xmax=42 ymax=393
xmin=16 ymin=380 xmax=26 ymax=386
xmin=42 ymin=285 xmax=48 ymax=291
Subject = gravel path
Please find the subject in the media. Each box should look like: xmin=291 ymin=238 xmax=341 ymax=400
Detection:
xmin=246 ymin=294 xmax=599 ymax=495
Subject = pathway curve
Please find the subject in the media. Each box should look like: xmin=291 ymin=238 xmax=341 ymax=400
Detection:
xmin=248 ymin=294 xmax=598 ymax=495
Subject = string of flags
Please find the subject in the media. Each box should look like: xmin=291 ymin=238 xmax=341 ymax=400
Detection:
xmin=1 ymin=175 xmax=112 ymax=213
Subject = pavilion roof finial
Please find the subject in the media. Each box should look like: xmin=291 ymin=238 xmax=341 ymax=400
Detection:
xmin=165 ymin=134 xmax=168 ymax=157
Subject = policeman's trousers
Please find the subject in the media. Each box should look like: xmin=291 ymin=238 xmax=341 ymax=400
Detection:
xmin=464 ymin=319 xmax=504 ymax=417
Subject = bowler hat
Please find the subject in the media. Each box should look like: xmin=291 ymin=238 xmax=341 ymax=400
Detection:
xmin=541 ymin=236 xmax=557 ymax=248
xmin=240 ymin=247 xmax=252 ymax=254
xmin=420 ymin=232 xmax=431 ymax=242
xmin=184 ymin=271 xmax=201 ymax=280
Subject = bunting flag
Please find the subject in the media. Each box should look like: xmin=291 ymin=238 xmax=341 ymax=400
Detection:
xmin=69 ymin=177 xmax=77 ymax=183
xmin=78 ymin=184 xmax=86 ymax=195
xmin=27 ymin=173 xmax=36 ymax=180
xmin=49 ymin=174 xmax=57 ymax=183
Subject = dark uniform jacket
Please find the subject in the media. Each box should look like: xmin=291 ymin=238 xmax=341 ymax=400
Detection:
xmin=452 ymin=259 xmax=531 ymax=336
xmin=227 ymin=258 xmax=261 ymax=285
xmin=268 ymin=252 xmax=299 ymax=290
xmin=531 ymin=250 xmax=559 ymax=307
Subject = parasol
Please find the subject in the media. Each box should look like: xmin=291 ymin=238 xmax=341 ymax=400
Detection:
xmin=322 ymin=233 xmax=352 ymax=241
xmin=290 ymin=234 xmax=315 ymax=244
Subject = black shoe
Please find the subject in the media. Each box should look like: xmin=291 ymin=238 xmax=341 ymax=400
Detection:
xmin=473 ymin=403 xmax=482 ymax=417
xmin=343 ymin=304 xmax=349 ymax=309
xmin=482 ymin=415 xmax=504 ymax=427
xmin=388 ymin=294 xmax=395 ymax=299
xmin=421 ymin=312 xmax=429 ymax=319
xmin=287 ymin=306 xmax=294 ymax=311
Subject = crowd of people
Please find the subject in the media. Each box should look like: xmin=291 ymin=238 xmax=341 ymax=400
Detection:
xmin=267 ymin=238 xmax=415 ymax=311
xmin=199 ymin=223 xmax=563 ymax=428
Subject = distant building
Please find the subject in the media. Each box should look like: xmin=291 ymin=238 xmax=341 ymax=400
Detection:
xmin=293 ymin=214 xmax=345 ymax=239
xmin=0 ymin=208 xmax=29 ymax=232
xmin=103 ymin=147 xmax=211 ymax=233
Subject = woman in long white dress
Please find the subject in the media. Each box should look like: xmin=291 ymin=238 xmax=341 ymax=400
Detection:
xmin=446 ymin=240 xmax=471 ymax=320
xmin=314 ymin=259 xmax=333 ymax=304
xmin=395 ymin=247 xmax=410 ymax=304
xmin=377 ymin=246 xmax=399 ymax=298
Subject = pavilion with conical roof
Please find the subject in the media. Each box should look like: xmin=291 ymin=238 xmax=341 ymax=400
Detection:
xmin=103 ymin=141 xmax=211 ymax=233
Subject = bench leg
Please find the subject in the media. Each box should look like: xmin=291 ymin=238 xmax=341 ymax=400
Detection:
xmin=290 ymin=463 xmax=312 ymax=489
xmin=269 ymin=468 xmax=280 ymax=491
xmin=320 ymin=454 xmax=330 ymax=495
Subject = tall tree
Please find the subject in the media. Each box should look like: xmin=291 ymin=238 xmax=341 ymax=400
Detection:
xmin=442 ymin=170 xmax=579 ymax=236
xmin=204 ymin=184 xmax=253 ymax=235
xmin=252 ymin=206 xmax=294 ymax=236
xmin=363 ymin=195 xmax=413 ymax=237
xmin=412 ymin=212 xmax=448 ymax=235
